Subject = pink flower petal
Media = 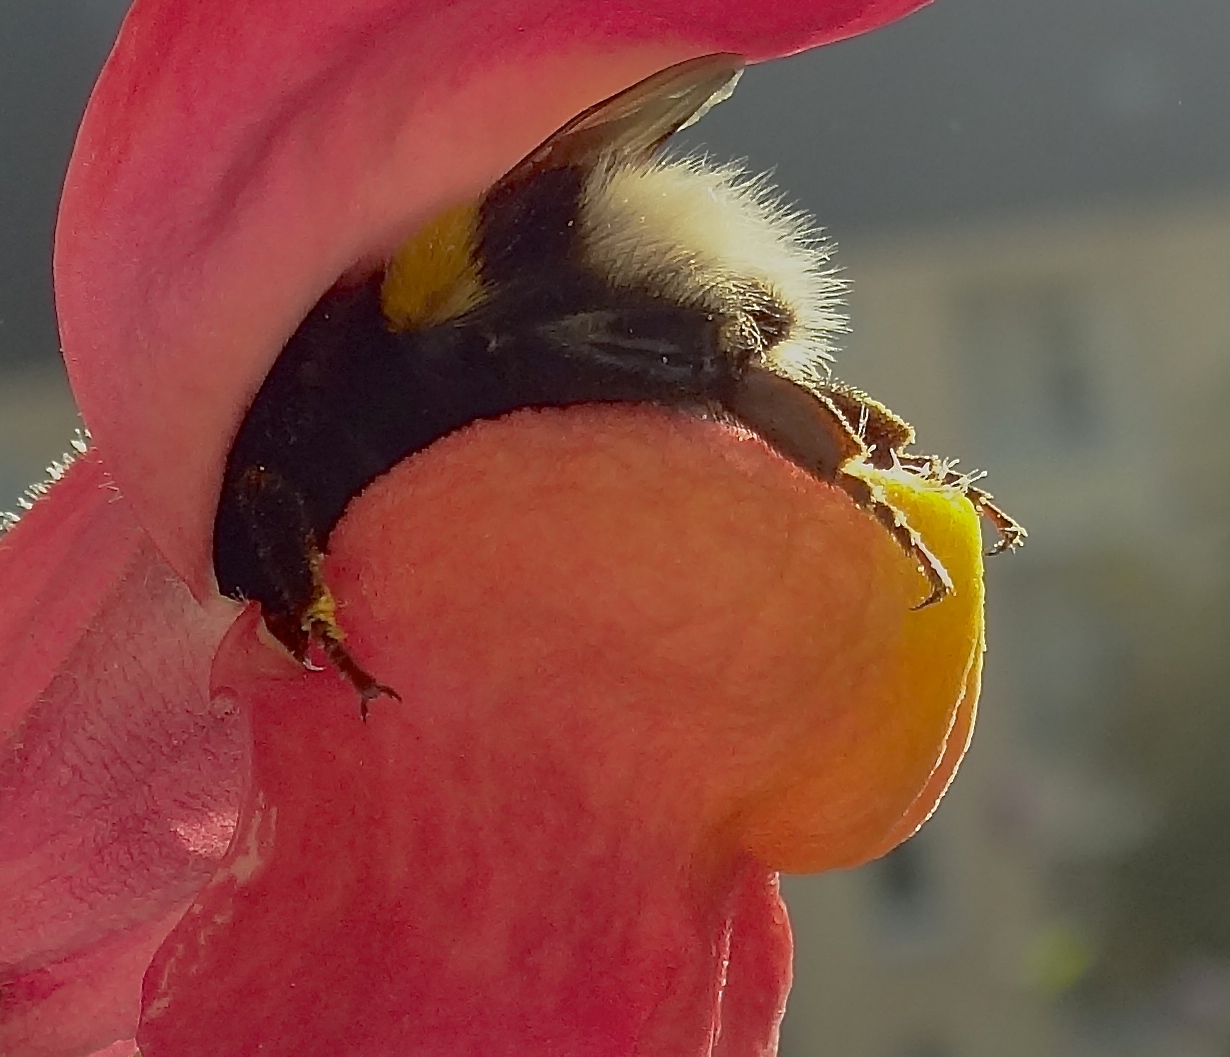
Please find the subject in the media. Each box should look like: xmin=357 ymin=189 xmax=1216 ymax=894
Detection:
xmin=0 ymin=453 xmax=242 ymax=1055
xmin=56 ymin=0 xmax=931 ymax=595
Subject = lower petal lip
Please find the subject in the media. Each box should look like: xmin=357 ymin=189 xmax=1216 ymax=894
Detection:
xmin=136 ymin=400 xmax=978 ymax=1055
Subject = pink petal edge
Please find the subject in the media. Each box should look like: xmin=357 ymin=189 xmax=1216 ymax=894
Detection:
xmin=134 ymin=404 xmax=947 ymax=1056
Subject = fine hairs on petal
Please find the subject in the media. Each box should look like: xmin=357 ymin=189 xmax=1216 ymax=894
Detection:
xmin=579 ymin=153 xmax=848 ymax=389
xmin=0 ymin=430 xmax=91 ymax=533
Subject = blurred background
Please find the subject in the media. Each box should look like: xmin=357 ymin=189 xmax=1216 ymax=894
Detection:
xmin=3 ymin=1 xmax=1229 ymax=1054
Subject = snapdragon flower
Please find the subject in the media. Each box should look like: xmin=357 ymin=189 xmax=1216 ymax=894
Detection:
xmin=0 ymin=2 xmax=990 ymax=1055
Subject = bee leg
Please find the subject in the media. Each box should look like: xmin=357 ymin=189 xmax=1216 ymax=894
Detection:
xmin=963 ymin=486 xmax=1028 ymax=556
xmin=893 ymin=455 xmax=1027 ymax=558
xmin=217 ymin=466 xmax=399 ymax=717
xmin=726 ymin=365 xmax=868 ymax=479
xmin=835 ymin=470 xmax=954 ymax=609
xmin=301 ymin=547 xmax=401 ymax=720
xmin=307 ymin=620 xmax=401 ymax=722
xmin=819 ymin=382 xmax=917 ymax=468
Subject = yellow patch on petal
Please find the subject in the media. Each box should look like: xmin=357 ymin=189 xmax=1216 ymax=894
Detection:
xmin=861 ymin=464 xmax=987 ymax=848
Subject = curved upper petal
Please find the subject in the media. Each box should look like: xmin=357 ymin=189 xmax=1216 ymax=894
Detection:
xmin=56 ymin=0 xmax=932 ymax=596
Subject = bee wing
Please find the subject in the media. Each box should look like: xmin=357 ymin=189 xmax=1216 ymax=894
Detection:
xmin=497 ymin=53 xmax=743 ymax=185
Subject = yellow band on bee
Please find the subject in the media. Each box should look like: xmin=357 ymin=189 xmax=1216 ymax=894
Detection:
xmin=381 ymin=202 xmax=484 ymax=330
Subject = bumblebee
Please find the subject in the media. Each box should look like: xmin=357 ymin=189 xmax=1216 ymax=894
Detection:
xmin=214 ymin=54 xmax=1024 ymax=714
